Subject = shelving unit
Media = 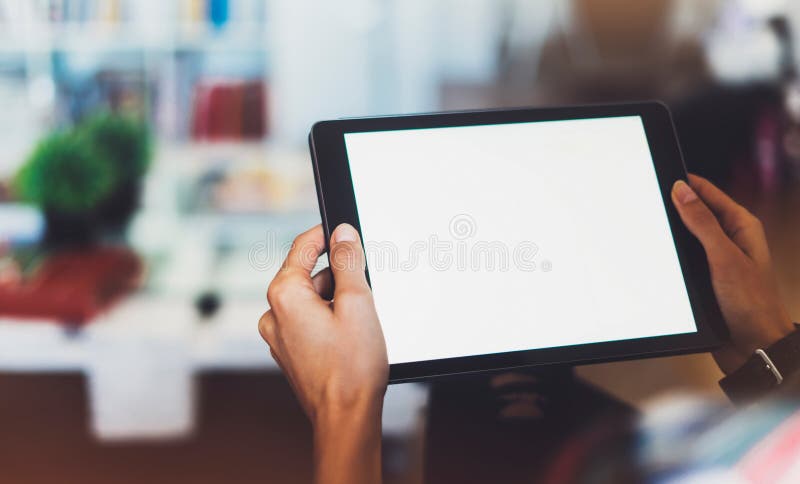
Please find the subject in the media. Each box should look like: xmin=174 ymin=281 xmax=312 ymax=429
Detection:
xmin=0 ymin=0 xmax=487 ymax=442
xmin=0 ymin=0 xmax=272 ymax=173
xmin=0 ymin=0 xmax=325 ymax=441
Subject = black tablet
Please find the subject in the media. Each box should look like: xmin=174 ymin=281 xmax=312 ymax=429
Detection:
xmin=309 ymin=102 xmax=726 ymax=383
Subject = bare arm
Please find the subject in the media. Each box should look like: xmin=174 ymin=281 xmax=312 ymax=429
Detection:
xmin=314 ymin=400 xmax=383 ymax=484
xmin=258 ymin=224 xmax=388 ymax=484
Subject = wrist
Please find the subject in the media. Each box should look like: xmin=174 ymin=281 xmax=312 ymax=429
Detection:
xmin=313 ymin=392 xmax=383 ymax=435
xmin=720 ymin=322 xmax=800 ymax=404
xmin=763 ymin=316 xmax=795 ymax=345
xmin=734 ymin=318 xmax=796 ymax=359
xmin=312 ymin=394 xmax=384 ymax=484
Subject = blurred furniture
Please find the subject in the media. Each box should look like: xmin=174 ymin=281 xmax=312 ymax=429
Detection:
xmin=0 ymin=292 xmax=427 ymax=442
xmin=0 ymin=247 xmax=142 ymax=324
xmin=535 ymin=0 xmax=711 ymax=103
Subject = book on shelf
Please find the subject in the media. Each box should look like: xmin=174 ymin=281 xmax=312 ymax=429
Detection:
xmin=0 ymin=0 xmax=265 ymax=30
xmin=191 ymin=79 xmax=267 ymax=141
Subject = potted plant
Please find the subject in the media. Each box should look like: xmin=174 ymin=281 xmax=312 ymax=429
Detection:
xmin=14 ymin=131 xmax=114 ymax=247
xmin=3 ymin=114 xmax=151 ymax=324
xmin=13 ymin=113 xmax=152 ymax=246
xmin=81 ymin=113 xmax=152 ymax=234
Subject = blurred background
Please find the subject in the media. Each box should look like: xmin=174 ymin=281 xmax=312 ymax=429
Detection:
xmin=1 ymin=0 xmax=800 ymax=482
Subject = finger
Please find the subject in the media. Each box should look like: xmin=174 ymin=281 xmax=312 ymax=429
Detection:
xmin=329 ymin=223 xmax=370 ymax=299
xmin=672 ymin=180 xmax=740 ymax=263
xmin=311 ymin=267 xmax=334 ymax=300
xmin=687 ymin=174 xmax=770 ymax=264
xmin=687 ymin=174 xmax=750 ymax=223
xmin=280 ymin=225 xmax=325 ymax=279
xmin=258 ymin=310 xmax=277 ymax=345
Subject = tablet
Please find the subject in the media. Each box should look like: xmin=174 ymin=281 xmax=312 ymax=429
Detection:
xmin=309 ymin=102 xmax=726 ymax=382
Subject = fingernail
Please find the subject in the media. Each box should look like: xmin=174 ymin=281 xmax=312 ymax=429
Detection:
xmin=333 ymin=223 xmax=358 ymax=243
xmin=673 ymin=180 xmax=697 ymax=204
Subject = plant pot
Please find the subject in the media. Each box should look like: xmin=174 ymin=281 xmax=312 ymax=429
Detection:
xmin=96 ymin=179 xmax=142 ymax=235
xmin=43 ymin=210 xmax=98 ymax=248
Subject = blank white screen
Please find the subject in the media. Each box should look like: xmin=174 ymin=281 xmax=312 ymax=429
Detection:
xmin=344 ymin=116 xmax=697 ymax=364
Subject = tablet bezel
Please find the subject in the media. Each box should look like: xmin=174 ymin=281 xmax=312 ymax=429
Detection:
xmin=309 ymin=102 xmax=727 ymax=383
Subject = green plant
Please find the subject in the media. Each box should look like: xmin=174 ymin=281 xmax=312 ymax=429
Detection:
xmin=14 ymin=132 xmax=114 ymax=214
xmin=80 ymin=113 xmax=152 ymax=185
xmin=13 ymin=113 xmax=153 ymax=245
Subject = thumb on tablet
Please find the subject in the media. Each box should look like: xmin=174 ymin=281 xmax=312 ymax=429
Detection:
xmin=329 ymin=223 xmax=369 ymax=297
xmin=671 ymin=180 xmax=737 ymax=262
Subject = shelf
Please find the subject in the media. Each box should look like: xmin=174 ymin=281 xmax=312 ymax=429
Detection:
xmin=0 ymin=297 xmax=273 ymax=372
xmin=0 ymin=22 xmax=268 ymax=53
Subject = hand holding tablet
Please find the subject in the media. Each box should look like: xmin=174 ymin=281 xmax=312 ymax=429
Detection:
xmin=258 ymin=103 xmax=796 ymax=481
xmin=309 ymin=102 xmax=727 ymax=381
xmin=670 ymin=175 xmax=795 ymax=375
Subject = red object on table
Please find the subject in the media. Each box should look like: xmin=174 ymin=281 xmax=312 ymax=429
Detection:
xmin=0 ymin=246 xmax=142 ymax=325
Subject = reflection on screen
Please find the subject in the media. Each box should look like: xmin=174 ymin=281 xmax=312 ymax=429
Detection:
xmin=344 ymin=116 xmax=697 ymax=364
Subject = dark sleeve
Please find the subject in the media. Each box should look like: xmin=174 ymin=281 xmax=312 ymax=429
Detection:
xmin=719 ymin=324 xmax=800 ymax=405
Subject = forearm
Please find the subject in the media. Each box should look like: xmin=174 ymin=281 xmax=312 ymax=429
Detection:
xmin=313 ymin=399 xmax=384 ymax=484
